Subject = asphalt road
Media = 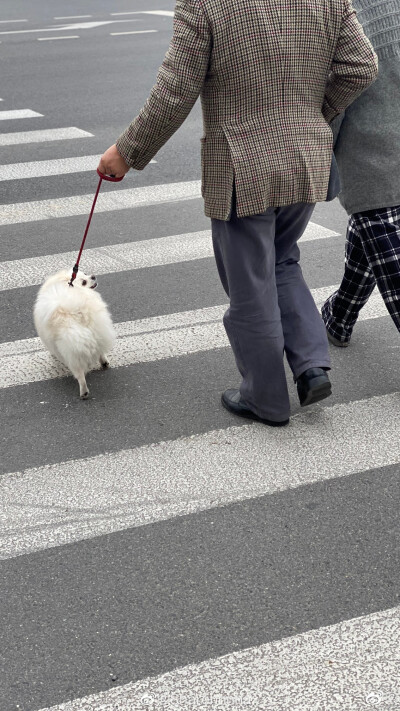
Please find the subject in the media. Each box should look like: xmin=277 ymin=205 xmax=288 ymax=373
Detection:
xmin=0 ymin=2 xmax=399 ymax=710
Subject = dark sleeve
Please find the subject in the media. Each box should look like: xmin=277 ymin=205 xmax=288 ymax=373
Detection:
xmin=322 ymin=0 xmax=378 ymax=124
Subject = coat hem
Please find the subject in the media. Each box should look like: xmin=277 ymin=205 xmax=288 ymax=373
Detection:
xmin=340 ymin=195 xmax=400 ymax=216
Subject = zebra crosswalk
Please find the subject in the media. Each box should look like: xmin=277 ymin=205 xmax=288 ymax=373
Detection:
xmin=0 ymin=224 xmax=338 ymax=290
xmin=0 ymin=180 xmax=201 ymax=225
xmin=0 ymin=290 xmax=389 ymax=389
xmin=1 ymin=390 xmax=400 ymax=560
xmin=36 ymin=605 xmax=400 ymax=711
xmin=0 ymin=96 xmax=398 ymax=711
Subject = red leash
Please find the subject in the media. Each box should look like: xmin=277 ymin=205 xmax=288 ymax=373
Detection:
xmin=68 ymin=169 xmax=124 ymax=287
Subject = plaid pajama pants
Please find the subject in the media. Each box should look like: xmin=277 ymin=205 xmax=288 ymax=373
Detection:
xmin=322 ymin=205 xmax=400 ymax=343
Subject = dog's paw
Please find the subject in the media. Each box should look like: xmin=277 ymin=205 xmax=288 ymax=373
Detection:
xmin=80 ymin=390 xmax=89 ymax=400
xmin=100 ymin=357 xmax=110 ymax=369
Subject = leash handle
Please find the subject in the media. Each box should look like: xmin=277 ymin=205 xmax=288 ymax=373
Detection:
xmin=96 ymin=168 xmax=124 ymax=182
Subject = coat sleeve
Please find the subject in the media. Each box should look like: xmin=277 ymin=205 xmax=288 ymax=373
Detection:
xmin=116 ymin=0 xmax=211 ymax=169
xmin=322 ymin=0 xmax=378 ymax=124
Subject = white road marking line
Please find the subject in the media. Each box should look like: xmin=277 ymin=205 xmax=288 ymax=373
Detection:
xmin=34 ymin=608 xmax=400 ymax=711
xmin=141 ymin=10 xmax=175 ymax=16
xmin=0 ymin=155 xmax=103 ymax=181
xmin=0 ymin=127 xmax=93 ymax=146
xmin=111 ymin=10 xmax=175 ymax=17
xmin=0 ymin=27 xmax=65 ymax=36
xmin=51 ymin=20 xmax=141 ymax=30
xmin=0 ymin=181 xmax=340 ymax=229
xmin=0 ymin=285 xmax=387 ymax=389
xmin=1 ymin=388 xmax=400 ymax=559
xmin=0 ymin=180 xmax=202 ymax=226
xmin=298 ymin=221 xmax=339 ymax=242
xmin=110 ymin=30 xmax=158 ymax=36
xmin=0 ymin=19 xmax=28 ymax=24
xmin=38 ymin=36 xmax=79 ymax=41
xmin=0 ymin=109 xmax=43 ymax=120
xmin=0 ymin=224 xmax=337 ymax=292
xmin=0 ymin=306 xmax=226 ymax=359
xmin=0 ymin=19 xmax=140 ymax=35
xmin=53 ymin=16 xmax=92 ymax=20
xmin=0 ymin=309 xmax=228 ymax=388
xmin=0 ymin=231 xmax=213 ymax=290
xmin=0 ymin=154 xmax=155 ymax=181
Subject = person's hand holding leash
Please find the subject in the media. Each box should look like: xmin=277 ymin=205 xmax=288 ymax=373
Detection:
xmin=98 ymin=144 xmax=130 ymax=179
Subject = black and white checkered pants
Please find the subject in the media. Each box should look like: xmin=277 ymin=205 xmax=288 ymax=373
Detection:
xmin=322 ymin=205 xmax=400 ymax=343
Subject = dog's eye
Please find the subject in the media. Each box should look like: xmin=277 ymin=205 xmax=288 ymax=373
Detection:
xmin=82 ymin=280 xmax=87 ymax=286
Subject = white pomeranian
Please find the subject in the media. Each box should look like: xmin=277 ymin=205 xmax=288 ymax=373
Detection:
xmin=33 ymin=269 xmax=115 ymax=399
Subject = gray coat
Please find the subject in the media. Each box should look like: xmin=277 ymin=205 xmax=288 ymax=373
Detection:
xmin=333 ymin=0 xmax=400 ymax=215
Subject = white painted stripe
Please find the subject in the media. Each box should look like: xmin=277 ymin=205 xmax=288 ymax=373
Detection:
xmin=0 ymin=20 xmax=139 ymax=35
xmin=0 ymin=223 xmax=337 ymax=292
xmin=38 ymin=36 xmax=79 ymax=41
xmin=0 ymin=182 xmax=340 ymax=229
xmin=0 ymin=127 xmax=93 ymax=146
xmin=35 ymin=607 xmax=400 ymax=711
xmin=141 ymin=10 xmax=175 ymax=16
xmin=0 ymin=27 xmax=71 ymax=35
xmin=0 ymin=306 xmax=226 ymax=359
xmin=0 ymin=154 xmax=155 ymax=181
xmin=0 ymin=307 xmax=227 ymax=389
xmin=111 ymin=10 xmax=175 ymax=17
xmin=0 ymin=19 xmax=28 ymax=24
xmin=0 ymin=389 xmax=399 ymax=559
xmin=0 ymin=109 xmax=43 ymax=121
xmin=0 ymin=231 xmax=213 ymax=290
xmin=0 ymin=98 xmax=3 ymax=101
xmin=110 ymin=30 xmax=158 ymax=35
xmin=0 ymin=155 xmax=103 ymax=181
xmin=298 ymin=220 xmax=339 ymax=242
xmin=0 ymin=181 xmax=201 ymax=226
xmin=0 ymin=284 xmax=387 ymax=389
xmin=52 ymin=20 xmax=140 ymax=30
xmin=53 ymin=16 xmax=92 ymax=20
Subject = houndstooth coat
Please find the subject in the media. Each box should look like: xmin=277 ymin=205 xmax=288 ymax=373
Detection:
xmin=116 ymin=0 xmax=378 ymax=220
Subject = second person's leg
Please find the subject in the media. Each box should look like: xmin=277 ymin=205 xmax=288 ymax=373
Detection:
xmin=322 ymin=215 xmax=376 ymax=344
xmin=356 ymin=205 xmax=400 ymax=333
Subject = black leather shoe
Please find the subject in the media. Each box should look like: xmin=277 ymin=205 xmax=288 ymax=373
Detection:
xmin=221 ymin=389 xmax=289 ymax=427
xmin=296 ymin=368 xmax=332 ymax=407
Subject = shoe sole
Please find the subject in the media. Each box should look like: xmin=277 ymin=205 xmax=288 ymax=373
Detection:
xmin=327 ymin=331 xmax=350 ymax=348
xmin=300 ymin=379 xmax=332 ymax=407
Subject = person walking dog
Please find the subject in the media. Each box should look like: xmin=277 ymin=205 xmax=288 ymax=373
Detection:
xmin=99 ymin=0 xmax=377 ymax=426
xmin=322 ymin=0 xmax=400 ymax=347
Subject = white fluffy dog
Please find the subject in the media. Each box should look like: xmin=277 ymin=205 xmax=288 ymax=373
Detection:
xmin=34 ymin=269 xmax=115 ymax=399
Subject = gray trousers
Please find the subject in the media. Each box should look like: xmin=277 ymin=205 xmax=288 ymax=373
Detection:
xmin=212 ymin=200 xmax=330 ymax=421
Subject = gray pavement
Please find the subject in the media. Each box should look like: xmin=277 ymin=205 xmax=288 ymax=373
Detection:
xmin=0 ymin=2 xmax=399 ymax=710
